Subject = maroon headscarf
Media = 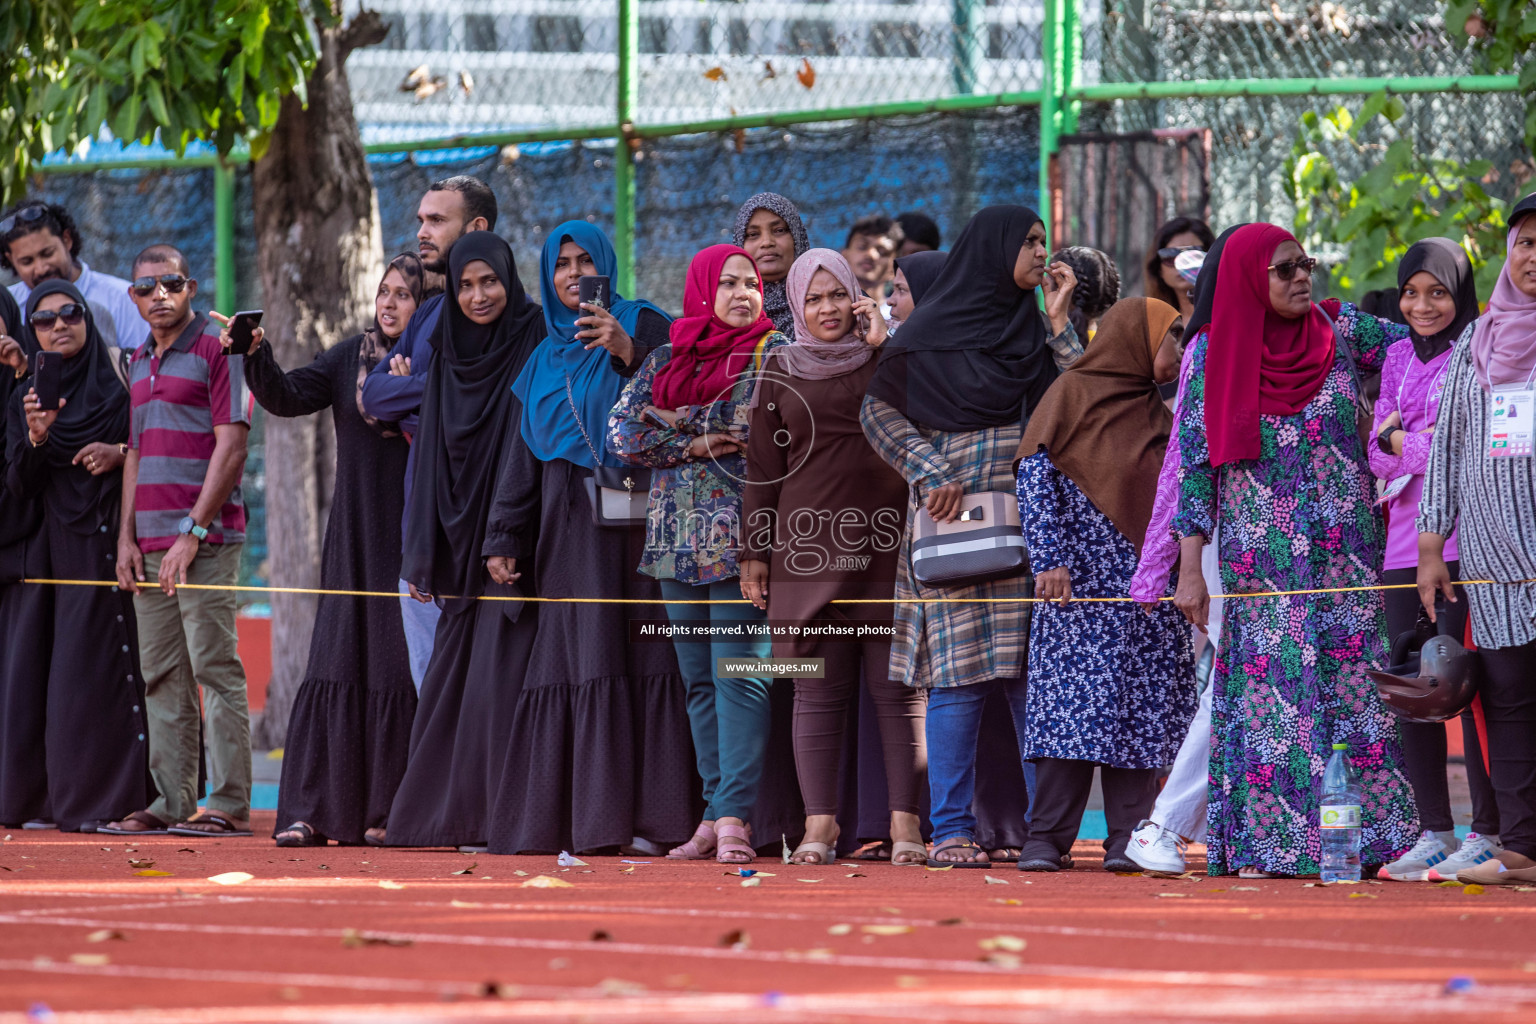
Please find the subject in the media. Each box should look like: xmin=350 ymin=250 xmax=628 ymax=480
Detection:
xmin=653 ymin=244 xmax=775 ymax=409
xmin=1204 ymin=223 xmax=1337 ymax=466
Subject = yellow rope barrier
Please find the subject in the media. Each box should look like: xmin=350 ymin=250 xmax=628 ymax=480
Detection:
xmin=17 ymin=576 xmax=1517 ymax=605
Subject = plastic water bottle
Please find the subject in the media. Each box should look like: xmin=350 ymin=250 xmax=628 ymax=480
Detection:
xmin=1320 ymin=742 xmax=1362 ymax=882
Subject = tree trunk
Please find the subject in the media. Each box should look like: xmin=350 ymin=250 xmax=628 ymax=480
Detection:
xmin=248 ymin=9 xmax=388 ymax=749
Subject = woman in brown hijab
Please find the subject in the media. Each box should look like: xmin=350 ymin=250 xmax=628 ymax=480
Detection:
xmin=1013 ymin=297 xmax=1197 ymax=873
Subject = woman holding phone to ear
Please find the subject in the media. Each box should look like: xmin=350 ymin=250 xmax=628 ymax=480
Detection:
xmin=492 ymin=221 xmax=694 ymax=857
xmin=224 ymin=253 xmax=428 ymax=849
xmin=861 ymin=206 xmax=1080 ymax=867
xmin=7 ymin=281 xmax=146 ymax=833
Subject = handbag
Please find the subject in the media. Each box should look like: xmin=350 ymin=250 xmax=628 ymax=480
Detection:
xmin=910 ymin=491 xmax=1028 ymax=587
xmin=566 ymin=373 xmax=651 ymax=528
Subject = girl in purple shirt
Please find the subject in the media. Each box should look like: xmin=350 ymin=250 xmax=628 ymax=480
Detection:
xmin=1371 ymin=238 xmax=1500 ymax=882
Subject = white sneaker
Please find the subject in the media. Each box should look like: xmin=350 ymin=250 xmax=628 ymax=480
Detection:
xmin=1379 ymin=829 xmax=1457 ymax=881
xmin=1428 ymin=833 xmax=1504 ymax=881
xmin=1125 ymin=819 xmax=1186 ymax=875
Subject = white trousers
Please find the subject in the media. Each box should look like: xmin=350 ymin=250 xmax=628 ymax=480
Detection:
xmin=1150 ymin=535 xmax=1224 ymax=842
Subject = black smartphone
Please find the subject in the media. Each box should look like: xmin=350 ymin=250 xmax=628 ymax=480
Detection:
xmin=643 ymin=408 xmax=671 ymax=429
xmin=30 ymin=350 xmax=61 ymax=411
xmin=225 ymin=309 xmax=264 ymax=355
xmin=578 ymin=275 xmax=611 ymax=312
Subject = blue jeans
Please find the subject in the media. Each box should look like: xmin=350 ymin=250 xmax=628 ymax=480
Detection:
xmin=659 ymin=578 xmax=773 ymax=821
xmin=399 ymin=579 xmax=442 ymax=695
xmin=926 ymin=677 xmax=1030 ymax=843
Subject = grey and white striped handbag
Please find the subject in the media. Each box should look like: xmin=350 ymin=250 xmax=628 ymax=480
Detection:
xmin=910 ymin=491 xmax=1028 ymax=587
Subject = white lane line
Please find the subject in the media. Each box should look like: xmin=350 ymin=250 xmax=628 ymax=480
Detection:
xmin=16 ymin=890 xmax=1507 ymax=964
xmin=3 ymin=910 xmax=1532 ymax=1002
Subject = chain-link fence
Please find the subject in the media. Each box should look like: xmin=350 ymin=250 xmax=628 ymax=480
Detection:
xmin=16 ymin=0 xmax=1528 ymax=596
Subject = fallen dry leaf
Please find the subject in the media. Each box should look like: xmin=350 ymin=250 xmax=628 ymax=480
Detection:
xmin=127 ymin=859 xmax=154 ymax=869
xmin=449 ymin=900 xmax=481 ymax=908
xmin=521 ymin=875 xmax=574 ymax=889
xmin=979 ymin=951 xmax=1021 ymax=968
xmin=925 ymin=865 xmax=953 ymax=872
xmin=378 ymin=880 xmax=405 ymax=890
xmin=861 ymin=925 xmax=913 ymax=936
xmin=1156 ymin=892 xmax=1190 ymax=898
xmin=69 ymin=954 xmax=110 ymax=966
xmin=452 ymin=863 xmax=476 ymax=876
xmin=719 ymin=929 xmax=750 ymax=949
xmin=1231 ymin=885 xmax=1262 ymax=891
xmin=340 ymin=929 xmax=412 ymax=949
xmin=590 ymin=930 xmax=612 ymax=942
xmin=133 ymin=869 xmax=172 ymax=877
xmin=1347 ymin=892 xmax=1379 ymax=899
xmin=597 ymin=977 xmax=646 ymax=995
xmin=1437 ymin=880 xmax=1465 ymax=888
xmin=796 ymin=878 xmax=823 ymax=884
xmin=702 ymin=66 xmax=727 ymax=82
xmin=1464 ymin=884 xmax=1486 ymax=895
xmin=978 ymin=935 xmax=1026 ymax=952
xmin=937 ymin=917 xmax=967 ymax=926
xmin=795 ymin=57 xmax=815 ymax=89
xmin=740 ymin=877 xmax=762 ymax=888
xmin=207 ymin=871 xmax=254 ymax=886
xmin=982 ymin=875 xmax=1010 ymax=885
xmin=994 ymin=898 xmax=1022 ymax=906
xmin=826 ymin=924 xmax=852 ymax=936
xmin=85 ymin=930 xmax=126 ymax=943
xmin=845 ymin=872 xmax=865 ymax=878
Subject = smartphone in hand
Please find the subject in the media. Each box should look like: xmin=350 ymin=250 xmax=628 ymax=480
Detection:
xmin=224 ymin=310 xmax=264 ymax=355
xmin=30 ymin=351 xmax=61 ymax=410
xmin=578 ymin=276 xmax=611 ymax=312
xmin=643 ymin=407 xmax=672 ymax=429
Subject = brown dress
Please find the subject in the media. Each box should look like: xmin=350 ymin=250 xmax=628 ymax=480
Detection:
xmin=744 ymin=354 xmax=926 ymax=829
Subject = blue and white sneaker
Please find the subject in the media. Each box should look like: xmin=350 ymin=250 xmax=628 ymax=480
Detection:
xmin=1429 ymin=833 xmax=1503 ymax=881
xmin=1379 ymin=830 xmax=1458 ymax=881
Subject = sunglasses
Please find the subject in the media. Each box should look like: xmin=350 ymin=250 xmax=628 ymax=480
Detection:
xmin=1158 ymin=245 xmax=1205 ymax=264
xmin=31 ymin=303 xmax=86 ymax=329
xmin=131 ymin=273 xmax=189 ymax=296
xmin=0 ymin=205 xmax=48 ymax=236
xmin=1267 ymin=256 xmax=1318 ymax=281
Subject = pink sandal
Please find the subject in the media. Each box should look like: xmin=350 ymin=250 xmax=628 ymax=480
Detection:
xmin=667 ymin=822 xmax=717 ymax=860
xmin=715 ymin=823 xmax=755 ymax=864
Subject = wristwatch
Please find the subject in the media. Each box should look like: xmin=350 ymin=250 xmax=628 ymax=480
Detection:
xmin=177 ymin=516 xmax=209 ymax=541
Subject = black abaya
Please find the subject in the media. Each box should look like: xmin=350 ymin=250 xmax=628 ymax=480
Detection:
xmin=489 ymin=458 xmax=696 ymax=854
xmin=245 ymin=338 xmax=417 ymax=844
xmin=388 ymin=233 xmax=547 ymax=848
xmin=5 ymin=284 xmax=146 ymax=831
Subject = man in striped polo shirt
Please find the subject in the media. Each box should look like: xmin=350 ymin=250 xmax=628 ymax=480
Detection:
xmin=101 ymin=244 xmax=254 ymax=839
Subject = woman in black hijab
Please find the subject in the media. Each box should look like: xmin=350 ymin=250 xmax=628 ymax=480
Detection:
xmin=7 ymin=280 xmax=147 ymax=832
xmin=385 ymin=232 xmax=547 ymax=850
xmin=240 ymin=253 xmax=431 ymax=847
xmin=860 ymin=206 xmax=1078 ymax=866
xmin=0 ymin=286 xmax=55 ymax=829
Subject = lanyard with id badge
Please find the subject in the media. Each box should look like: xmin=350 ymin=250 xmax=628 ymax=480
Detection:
xmin=1487 ymin=365 xmax=1536 ymax=459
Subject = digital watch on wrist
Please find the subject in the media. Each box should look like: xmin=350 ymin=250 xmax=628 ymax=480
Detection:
xmin=177 ymin=516 xmax=209 ymax=541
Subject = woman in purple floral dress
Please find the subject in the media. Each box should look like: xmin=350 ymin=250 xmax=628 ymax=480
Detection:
xmin=1170 ymin=224 xmax=1418 ymax=877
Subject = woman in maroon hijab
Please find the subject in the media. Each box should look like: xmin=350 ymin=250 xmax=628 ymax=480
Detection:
xmin=1168 ymin=223 xmax=1418 ymax=878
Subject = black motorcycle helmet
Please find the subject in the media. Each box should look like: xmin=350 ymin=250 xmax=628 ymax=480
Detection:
xmin=1367 ymin=630 xmax=1481 ymax=723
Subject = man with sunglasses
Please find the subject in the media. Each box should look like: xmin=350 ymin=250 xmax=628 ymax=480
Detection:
xmin=2 ymin=200 xmax=149 ymax=352
xmin=99 ymin=243 xmax=254 ymax=839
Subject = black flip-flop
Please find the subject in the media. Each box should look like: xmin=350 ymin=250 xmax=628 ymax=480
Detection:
xmin=930 ymin=836 xmax=994 ymax=868
xmin=167 ymin=813 xmax=253 ymax=838
xmin=97 ymin=810 xmax=171 ymax=836
xmin=275 ymin=822 xmax=327 ymax=848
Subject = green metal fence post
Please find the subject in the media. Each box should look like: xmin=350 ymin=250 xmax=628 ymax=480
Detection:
xmin=614 ymin=0 xmax=638 ymax=296
xmin=1038 ymin=0 xmax=1059 ymax=247
xmin=214 ymin=160 xmax=236 ymax=314
xmin=1060 ymin=0 xmax=1081 ymax=135
xmin=951 ymin=0 xmax=984 ymax=95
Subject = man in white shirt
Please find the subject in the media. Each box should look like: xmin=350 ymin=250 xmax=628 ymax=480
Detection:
xmin=3 ymin=201 xmax=149 ymax=352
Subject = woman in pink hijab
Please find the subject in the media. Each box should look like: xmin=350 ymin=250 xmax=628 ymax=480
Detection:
xmin=740 ymin=249 xmax=927 ymax=866
xmin=1418 ymin=191 xmax=1536 ymax=885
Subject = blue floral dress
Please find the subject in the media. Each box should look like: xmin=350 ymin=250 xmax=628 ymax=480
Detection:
xmin=1016 ymin=451 xmax=1196 ymax=767
xmin=1172 ymin=304 xmax=1419 ymax=875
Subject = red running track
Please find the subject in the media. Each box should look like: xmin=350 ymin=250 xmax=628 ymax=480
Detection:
xmin=3 ymin=812 xmax=1536 ymax=1023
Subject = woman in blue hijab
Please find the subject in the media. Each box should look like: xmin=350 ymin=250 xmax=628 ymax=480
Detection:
xmin=491 ymin=221 xmax=696 ymax=856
